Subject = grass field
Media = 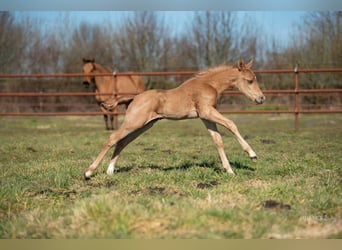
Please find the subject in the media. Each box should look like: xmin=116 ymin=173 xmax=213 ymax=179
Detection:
xmin=0 ymin=114 xmax=341 ymax=238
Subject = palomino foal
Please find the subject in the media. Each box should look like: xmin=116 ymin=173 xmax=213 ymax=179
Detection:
xmin=84 ymin=59 xmax=265 ymax=179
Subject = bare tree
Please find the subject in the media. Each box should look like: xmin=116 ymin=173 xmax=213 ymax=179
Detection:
xmin=266 ymin=12 xmax=342 ymax=88
xmin=172 ymin=36 xmax=198 ymax=70
xmin=23 ymin=27 xmax=63 ymax=74
xmin=0 ymin=12 xmax=27 ymax=73
xmin=115 ymin=11 xmax=172 ymax=71
xmin=62 ymin=21 xmax=117 ymax=73
xmin=188 ymin=11 xmax=237 ymax=68
xmin=188 ymin=11 xmax=263 ymax=69
xmin=293 ymin=11 xmax=342 ymax=68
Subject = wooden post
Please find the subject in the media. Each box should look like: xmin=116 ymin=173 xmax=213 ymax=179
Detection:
xmin=39 ymin=90 xmax=43 ymax=112
xmin=113 ymin=73 xmax=119 ymax=129
xmin=294 ymin=64 xmax=299 ymax=130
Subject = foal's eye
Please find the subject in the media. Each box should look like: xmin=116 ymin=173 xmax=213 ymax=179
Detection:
xmin=247 ymin=79 xmax=253 ymax=84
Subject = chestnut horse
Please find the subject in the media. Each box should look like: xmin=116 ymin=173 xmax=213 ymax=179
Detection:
xmin=82 ymin=59 xmax=146 ymax=130
xmin=84 ymin=59 xmax=265 ymax=179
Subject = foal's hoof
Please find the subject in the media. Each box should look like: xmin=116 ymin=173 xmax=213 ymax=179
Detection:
xmin=226 ymin=169 xmax=236 ymax=175
xmin=251 ymin=156 xmax=258 ymax=162
xmin=83 ymin=171 xmax=92 ymax=181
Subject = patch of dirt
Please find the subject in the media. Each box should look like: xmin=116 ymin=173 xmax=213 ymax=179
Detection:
xmin=244 ymin=135 xmax=254 ymax=140
xmin=27 ymin=187 xmax=77 ymax=199
xmin=161 ymin=149 xmax=173 ymax=154
xmin=26 ymin=147 xmax=38 ymax=152
xmin=263 ymin=200 xmax=291 ymax=210
xmin=86 ymin=179 xmax=117 ymax=189
xmin=146 ymin=186 xmax=166 ymax=195
xmin=143 ymin=147 xmax=154 ymax=151
xmin=260 ymin=139 xmax=276 ymax=144
xmin=130 ymin=186 xmax=185 ymax=197
xmin=196 ymin=181 xmax=219 ymax=189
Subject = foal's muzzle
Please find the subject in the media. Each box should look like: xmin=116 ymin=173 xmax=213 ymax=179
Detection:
xmin=255 ymin=95 xmax=266 ymax=104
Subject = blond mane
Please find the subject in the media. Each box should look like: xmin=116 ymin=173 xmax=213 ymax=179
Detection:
xmin=195 ymin=65 xmax=234 ymax=78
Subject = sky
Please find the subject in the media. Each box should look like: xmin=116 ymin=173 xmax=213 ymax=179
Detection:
xmin=5 ymin=0 xmax=341 ymax=50
xmin=1 ymin=0 xmax=341 ymax=11
xmin=14 ymin=11 xmax=308 ymax=49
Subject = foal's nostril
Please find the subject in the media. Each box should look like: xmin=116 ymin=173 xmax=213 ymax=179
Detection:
xmin=256 ymin=96 xmax=266 ymax=104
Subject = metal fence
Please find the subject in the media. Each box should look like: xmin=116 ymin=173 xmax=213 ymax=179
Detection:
xmin=1 ymin=68 xmax=341 ymax=130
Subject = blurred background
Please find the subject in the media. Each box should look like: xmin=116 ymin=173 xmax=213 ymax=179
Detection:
xmin=0 ymin=11 xmax=341 ymax=114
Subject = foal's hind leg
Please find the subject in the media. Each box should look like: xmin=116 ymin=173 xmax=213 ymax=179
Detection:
xmin=84 ymin=114 xmax=161 ymax=179
xmin=106 ymin=120 xmax=158 ymax=175
xmin=202 ymin=119 xmax=235 ymax=175
xmin=84 ymin=127 xmax=131 ymax=179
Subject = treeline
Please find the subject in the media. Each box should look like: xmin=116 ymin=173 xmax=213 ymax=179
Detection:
xmin=1 ymin=11 xmax=341 ymax=78
xmin=0 ymin=11 xmax=263 ymax=73
xmin=0 ymin=11 xmax=341 ymax=112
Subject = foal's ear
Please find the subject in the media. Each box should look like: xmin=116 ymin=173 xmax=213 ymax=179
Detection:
xmin=246 ymin=59 xmax=253 ymax=69
xmin=236 ymin=58 xmax=245 ymax=71
xmin=82 ymin=58 xmax=95 ymax=64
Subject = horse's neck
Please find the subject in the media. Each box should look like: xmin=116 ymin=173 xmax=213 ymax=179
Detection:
xmin=203 ymin=70 xmax=238 ymax=94
xmin=94 ymin=65 xmax=113 ymax=92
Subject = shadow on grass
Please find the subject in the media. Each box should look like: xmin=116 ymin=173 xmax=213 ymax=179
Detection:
xmin=231 ymin=161 xmax=256 ymax=172
xmin=115 ymin=160 xmax=255 ymax=174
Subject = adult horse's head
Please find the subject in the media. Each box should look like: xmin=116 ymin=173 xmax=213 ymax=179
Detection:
xmin=82 ymin=58 xmax=96 ymax=88
xmin=234 ymin=59 xmax=265 ymax=104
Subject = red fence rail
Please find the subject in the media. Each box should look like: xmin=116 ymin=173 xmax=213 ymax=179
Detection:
xmin=1 ymin=68 xmax=342 ymax=130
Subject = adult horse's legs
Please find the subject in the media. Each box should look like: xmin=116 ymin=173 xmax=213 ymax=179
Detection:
xmin=109 ymin=114 xmax=114 ymax=130
xmin=199 ymin=107 xmax=257 ymax=161
xmin=99 ymin=105 xmax=110 ymax=130
xmin=103 ymin=114 xmax=110 ymax=130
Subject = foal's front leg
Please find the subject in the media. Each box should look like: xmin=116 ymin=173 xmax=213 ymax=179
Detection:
xmin=202 ymin=119 xmax=235 ymax=174
xmin=199 ymin=107 xmax=258 ymax=161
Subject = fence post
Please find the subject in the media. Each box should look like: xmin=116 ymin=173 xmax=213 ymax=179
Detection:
xmin=113 ymin=72 xmax=119 ymax=129
xmin=39 ymin=90 xmax=43 ymax=112
xmin=294 ymin=64 xmax=300 ymax=130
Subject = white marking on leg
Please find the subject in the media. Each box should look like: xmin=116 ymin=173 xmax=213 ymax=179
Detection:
xmin=84 ymin=170 xmax=93 ymax=179
xmin=106 ymin=161 xmax=115 ymax=175
xmin=249 ymin=150 xmax=257 ymax=159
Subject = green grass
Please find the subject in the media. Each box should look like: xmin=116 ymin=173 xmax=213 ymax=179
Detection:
xmin=0 ymin=114 xmax=341 ymax=238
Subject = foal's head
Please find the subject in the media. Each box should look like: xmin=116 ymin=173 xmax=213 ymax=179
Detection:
xmin=82 ymin=58 xmax=96 ymax=88
xmin=234 ymin=59 xmax=266 ymax=104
